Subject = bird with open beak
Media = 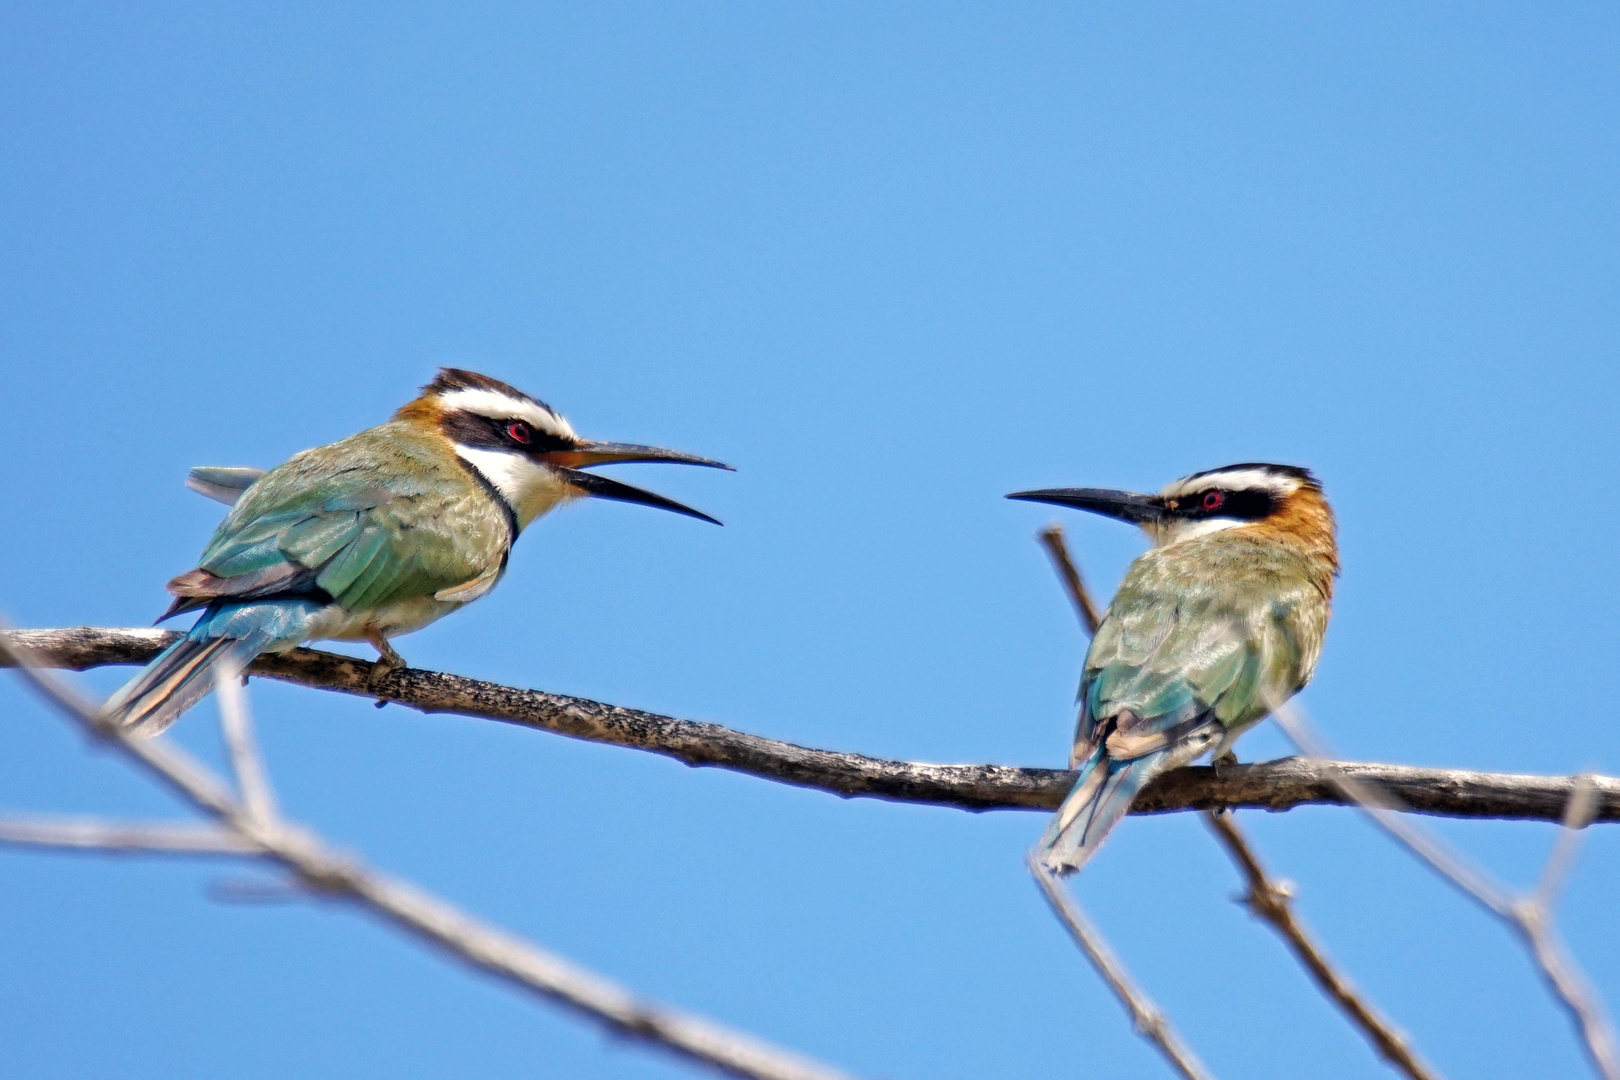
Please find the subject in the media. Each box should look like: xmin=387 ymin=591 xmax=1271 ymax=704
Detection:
xmin=106 ymin=368 xmax=730 ymax=736
xmin=1009 ymin=463 xmax=1338 ymax=874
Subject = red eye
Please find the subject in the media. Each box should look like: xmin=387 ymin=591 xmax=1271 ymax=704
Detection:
xmin=1202 ymin=491 xmax=1225 ymax=511
xmin=507 ymin=421 xmax=531 ymax=444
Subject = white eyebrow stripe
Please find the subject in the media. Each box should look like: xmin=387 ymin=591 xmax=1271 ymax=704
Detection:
xmin=1162 ymin=468 xmax=1302 ymax=499
xmin=437 ymin=388 xmax=575 ymax=438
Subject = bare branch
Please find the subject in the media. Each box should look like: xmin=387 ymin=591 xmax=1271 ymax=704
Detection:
xmin=0 ymin=637 xmax=858 ymax=1080
xmin=1028 ymin=853 xmax=1217 ymax=1080
xmin=1204 ymin=810 xmax=1442 ymax=1080
xmin=0 ymin=815 xmax=260 ymax=855
xmin=6 ymin=627 xmax=1620 ymax=824
xmin=1272 ymin=703 xmax=1620 ymax=1080
xmin=1037 ymin=525 xmax=1102 ymax=635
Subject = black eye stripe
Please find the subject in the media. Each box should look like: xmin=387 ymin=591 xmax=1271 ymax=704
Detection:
xmin=489 ymin=415 xmax=572 ymax=452
xmin=1176 ymin=487 xmax=1275 ymax=521
xmin=441 ymin=409 xmax=574 ymax=453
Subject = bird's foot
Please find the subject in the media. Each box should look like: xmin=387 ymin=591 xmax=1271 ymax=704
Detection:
xmin=366 ymin=632 xmax=407 ymax=695
xmin=1212 ymin=750 xmax=1239 ymax=779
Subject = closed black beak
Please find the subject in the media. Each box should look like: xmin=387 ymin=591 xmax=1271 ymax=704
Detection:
xmin=556 ymin=467 xmax=723 ymax=525
xmin=1005 ymin=487 xmax=1165 ymax=525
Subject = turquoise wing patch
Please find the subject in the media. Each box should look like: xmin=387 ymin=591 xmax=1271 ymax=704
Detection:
xmin=1079 ymin=570 xmax=1269 ymax=755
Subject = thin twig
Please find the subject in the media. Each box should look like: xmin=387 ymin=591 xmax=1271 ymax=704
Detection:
xmin=1272 ymin=703 xmax=1620 ymax=1080
xmin=1037 ymin=525 xmax=1102 ymax=635
xmin=1203 ymin=811 xmax=1442 ymax=1080
xmin=1027 ymin=853 xmax=1217 ymax=1080
xmin=1271 ymin=707 xmax=1512 ymax=917
xmin=5 ymin=627 xmax=1618 ymax=823
xmin=209 ymin=877 xmax=308 ymax=903
xmin=0 ymin=634 xmax=857 ymax=1080
xmin=1536 ymin=775 xmax=1598 ymax=907
xmin=1031 ymin=528 xmax=1218 ymax=1078
xmin=1514 ymin=912 xmax=1620 ymax=1080
xmin=1515 ymin=774 xmax=1618 ymax=1080
xmin=216 ymin=659 xmax=278 ymax=825
xmin=0 ymin=815 xmax=261 ymax=855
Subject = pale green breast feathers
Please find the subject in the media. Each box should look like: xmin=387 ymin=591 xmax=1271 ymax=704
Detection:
xmin=197 ymin=421 xmax=513 ymax=614
xmin=1080 ymin=530 xmax=1331 ymax=751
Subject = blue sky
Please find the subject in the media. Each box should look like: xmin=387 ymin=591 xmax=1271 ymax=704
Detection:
xmin=2 ymin=3 xmax=1618 ymax=1077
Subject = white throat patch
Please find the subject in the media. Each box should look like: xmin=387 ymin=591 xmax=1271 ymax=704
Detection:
xmin=455 ymin=445 xmax=575 ymax=530
xmin=1151 ymin=516 xmax=1248 ymax=548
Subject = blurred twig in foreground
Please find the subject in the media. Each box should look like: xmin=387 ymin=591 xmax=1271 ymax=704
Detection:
xmin=1028 ymin=852 xmax=1216 ymax=1080
xmin=1273 ymin=705 xmax=1620 ymax=1080
xmin=0 ymin=632 xmax=854 ymax=1080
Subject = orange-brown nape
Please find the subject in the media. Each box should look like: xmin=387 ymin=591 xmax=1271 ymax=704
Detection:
xmin=391 ymin=393 xmax=446 ymax=428
xmin=1252 ymin=482 xmax=1339 ymax=593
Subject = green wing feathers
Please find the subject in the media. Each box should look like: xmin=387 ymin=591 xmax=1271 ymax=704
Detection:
xmin=189 ymin=424 xmax=511 ymax=613
xmin=1077 ymin=533 xmax=1330 ymax=762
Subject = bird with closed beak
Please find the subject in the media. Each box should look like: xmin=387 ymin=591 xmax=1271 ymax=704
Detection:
xmin=105 ymin=368 xmax=731 ymax=736
xmin=1009 ymin=463 xmax=1337 ymax=874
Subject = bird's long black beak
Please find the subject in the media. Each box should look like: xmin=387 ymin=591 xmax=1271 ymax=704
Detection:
xmin=554 ymin=468 xmax=722 ymax=525
xmin=1005 ymin=487 xmax=1165 ymax=525
xmin=547 ymin=439 xmax=730 ymax=526
xmin=548 ymin=441 xmax=734 ymax=471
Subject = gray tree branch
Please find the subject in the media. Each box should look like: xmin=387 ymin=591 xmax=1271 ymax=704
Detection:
xmin=6 ymin=625 xmax=1617 ymax=824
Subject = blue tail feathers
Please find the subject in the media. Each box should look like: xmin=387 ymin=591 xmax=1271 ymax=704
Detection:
xmin=104 ymin=598 xmax=324 ymax=737
xmin=1038 ymin=719 xmax=1226 ymax=874
xmin=1037 ymin=745 xmax=1173 ymax=874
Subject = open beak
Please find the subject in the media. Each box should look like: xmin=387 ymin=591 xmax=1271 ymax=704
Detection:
xmin=1005 ymin=487 xmax=1165 ymax=525
xmin=546 ymin=441 xmax=734 ymax=471
xmin=545 ymin=441 xmax=732 ymax=526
